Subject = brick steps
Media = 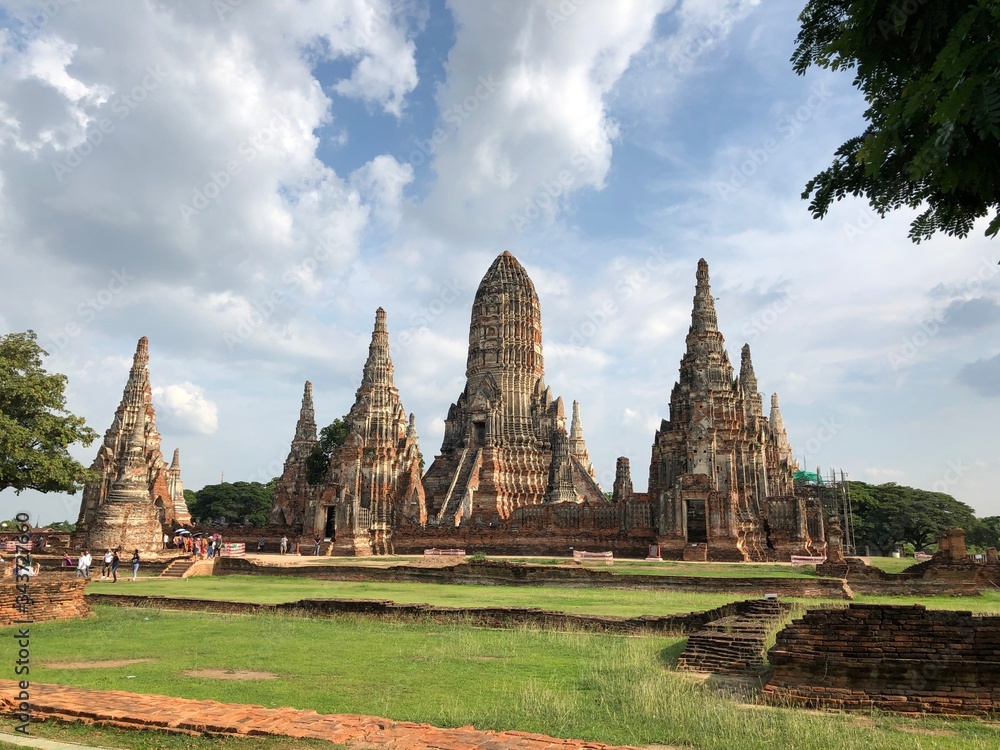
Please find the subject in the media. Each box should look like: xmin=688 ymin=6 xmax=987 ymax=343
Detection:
xmin=159 ymin=558 xmax=198 ymax=578
xmin=677 ymin=599 xmax=787 ymax=675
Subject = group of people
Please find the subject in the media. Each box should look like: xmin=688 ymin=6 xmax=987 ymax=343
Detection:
xmin=172 ymin=533 xmax=225 ymax=558
xmin=72 ymin=549 xmax=141 ymax=581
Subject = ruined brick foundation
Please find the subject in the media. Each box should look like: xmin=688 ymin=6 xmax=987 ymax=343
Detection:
xmin=1 ymin=575 xmax=90 ymax=626
xmin=763 ymin=604 xmax=1000 ymax=716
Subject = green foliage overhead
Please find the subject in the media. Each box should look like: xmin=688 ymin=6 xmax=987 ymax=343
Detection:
xmin=188 ymin=481 xmax=273 ymax=526
xmin=792 ymin=1 xmax=1000 ymax=241
xmin=847 ymin=481 xmax=977 ymax=553
xmin=968 ymin=515 xmax=1000 ymax=551
xmin=0 ymin=330 xmax=98 ymax=494
xmin=305 ymin=417 xmax=349 ymax=485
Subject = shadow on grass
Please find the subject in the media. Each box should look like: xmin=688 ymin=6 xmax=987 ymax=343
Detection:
xmin=657 ymin=639 xmax=688 ymax=668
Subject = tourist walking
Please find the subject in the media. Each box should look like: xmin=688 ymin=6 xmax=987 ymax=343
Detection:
xmin=130 ymin=550 xmax=140 ymax=581
xmin=101 ymin=549 xmax=113 ymax=578
xmin=280 ymin=536 xmax=288 ymax=555
xmin=110 ymin=550 xmax=120 ymax=583
xmin=257 ymin=536 xmax=265 ymax=553
xmin=76 ymin=550 xmax=91 ymax=579
xmin=314 ymin=537 xmax=321 ymax=555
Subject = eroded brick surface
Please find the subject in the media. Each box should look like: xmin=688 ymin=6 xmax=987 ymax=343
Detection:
xmin=0 ymin=680 xmax=641 ymax=749
xmin=762 ymin=604 xmax=1000 ymax=716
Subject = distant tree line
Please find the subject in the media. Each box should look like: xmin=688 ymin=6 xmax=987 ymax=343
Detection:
xmin=847 ymin=481 xmax=998 ymax=554
xmin=185 ymin=480 xmax=275 ymax=527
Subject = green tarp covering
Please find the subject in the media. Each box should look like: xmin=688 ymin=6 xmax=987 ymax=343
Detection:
xmin=793 ymin=470 xmax=823 ymax=484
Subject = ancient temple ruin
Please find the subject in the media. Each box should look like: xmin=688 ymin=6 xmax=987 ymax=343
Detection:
xmin=645 ymin=260 xmax=823 ymax=560
xmin=264 ymin=255 xmax=824 ymax=560
xmin=305 ymin=308 xmax=426 ymax=555
xmin=75 ymin=337 xmax=187 ymax=552
xmin=269 ymin=381 xmax=319 ymax=527
xmin=86 ymin=418 xmax=165 ymax=552
xmin=421 ymin=251 xmax=606 ymax=525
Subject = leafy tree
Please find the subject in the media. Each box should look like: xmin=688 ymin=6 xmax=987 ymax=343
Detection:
xmin=847 ymin=481 xmax=977 ymax=553
xmin=792 ymin=1 xmax=1000 ymax=241
xmin=0 ymin=331 xmax=98 ymax=493
xmin=188 ymin=481 xmax=273 ymax=526
xmin=968 ymin=515 xmax=1000 ymax=551
xmin=182 ymin=489 xmax=197 ymax=511
xmin=305 ymin=417 xmax=349 ymax=485
xmin=45 ymin=520 xmax=76 ymax=532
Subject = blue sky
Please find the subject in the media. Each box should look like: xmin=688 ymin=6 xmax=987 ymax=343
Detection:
xmin=1 ymin=0 xmax=998 ymax=526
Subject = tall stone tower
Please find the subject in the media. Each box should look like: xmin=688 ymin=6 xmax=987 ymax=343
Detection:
xmin=422 ymin=251 xmax=606 ymax=525
xmin=647 ymin=260 xmax=819 ymax=561
xmin=310 ymin=308 xmax=426 ymax=555
xmin=74 ymin=337 xmax=185 ymax=550
xmin=269 ymin=381 xmax=319 ymax=527
xmin=166 ymin=449 xmax=191 ymax=526
xmin=87 ymin=418 xmax=164 ymax=553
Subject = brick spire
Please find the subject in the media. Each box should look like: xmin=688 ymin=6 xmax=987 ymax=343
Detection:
xmin=612 ymin=456 xmax=633 ymax=504
xmin=361 ymin=307 xmax=394 ymax=389
xmin=739 ymin=344 xmax=764 ymax=418
xmin=568 ymin=400 xmax=594 ymax=478
xmin=293 ymin=381 xmax=318 ymax=445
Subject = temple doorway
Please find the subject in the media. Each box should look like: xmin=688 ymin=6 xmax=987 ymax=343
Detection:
xmin=686 ymin=499 xmax=707 ymax=544
xmin=324 ymin=506 xmax=336 ymax=538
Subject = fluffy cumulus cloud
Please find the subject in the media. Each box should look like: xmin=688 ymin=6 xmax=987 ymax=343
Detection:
xmin=0 ymin=0 xmax=419 ymax=354
xmin=418 ymin=0 xmax=671 ymax=238
xmin=152 ymin=381 xmax=219 ymax=435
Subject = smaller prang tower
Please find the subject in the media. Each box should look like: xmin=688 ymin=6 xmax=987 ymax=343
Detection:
xmin=269 ymin=381 xmax=319 ymax=527
xmin=309 ymin=308 xmax=426 ymax=555
xmin=647 ymin=260 xmax=822 ymax=561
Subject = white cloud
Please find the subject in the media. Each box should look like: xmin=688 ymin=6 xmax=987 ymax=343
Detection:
xmin=153 ymin=381 xmax=219 ymax=435
xmin=418 ymin=0 xmax=670 ymax=238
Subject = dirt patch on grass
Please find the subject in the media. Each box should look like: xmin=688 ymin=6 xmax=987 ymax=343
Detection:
xmin=895 ymin=726 xmax=959 ymax=737
xmin=182 ymin=669 xmax=279 ymax=680
xmin=46 ymin=658 xmax=155 ymax=669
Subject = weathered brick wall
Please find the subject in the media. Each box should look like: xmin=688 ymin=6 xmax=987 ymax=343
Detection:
xmin=1 ymin=574 xmax=90 ymax=626
xmin=819 ymin=556 xmax=999 ymax=592
xmin=218 ymin=558 xmax=851 ymax=598
xmin=390 ymin=526 xmax=656 ymax=558
xmin=763 ymin=604 xmax=1000 ymax=716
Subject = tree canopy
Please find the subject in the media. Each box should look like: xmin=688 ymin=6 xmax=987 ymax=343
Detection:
xmin=187 ymin=481 xmax=274 ymax=526
xmin=0 ymin=330 xmax=98 ymax=494
xmin=847 ymin=481 xmax=977 ymax=553
xmin=792 ymin=1 xmax=1000 ymax=241
xmin=305 ymin=417 xmax=349 ymax=485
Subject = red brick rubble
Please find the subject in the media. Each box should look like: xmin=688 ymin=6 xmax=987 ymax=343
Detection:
xmin=0 ymin=680 xmax=641 ymax=749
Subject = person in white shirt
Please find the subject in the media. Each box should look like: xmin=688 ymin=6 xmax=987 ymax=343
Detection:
xmin=101 ymin=549 xmax=113 ymax=578
xmin=77 ymin=551 xmax=92 ymax=579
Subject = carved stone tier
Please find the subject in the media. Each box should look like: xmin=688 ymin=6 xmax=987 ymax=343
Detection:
xmin=422 ymin=252 xmax=606 ymax=525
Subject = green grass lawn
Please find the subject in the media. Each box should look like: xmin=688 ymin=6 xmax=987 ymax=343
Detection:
xmin=95 ymin=575 xmax=749 ymax=616
xmin=92 ymin=575 xmax=1000 ymax=616
xmin=491 ymin=558 xmax=821 ymax=577
xmin=4 ymin=607 xmax=998 ymax=750
xmin=864 ymin=556 xmax=923 ymax=573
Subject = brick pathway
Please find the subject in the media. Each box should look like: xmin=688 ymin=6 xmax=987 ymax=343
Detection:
xmin=0 ymin=680 xmax=642 ymax=749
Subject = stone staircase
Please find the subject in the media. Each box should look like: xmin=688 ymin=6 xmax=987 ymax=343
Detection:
xmin=158 ymin=557 xmax=201 ymax=578
xmin=677 ymin=598 xmax=788 ymax=675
